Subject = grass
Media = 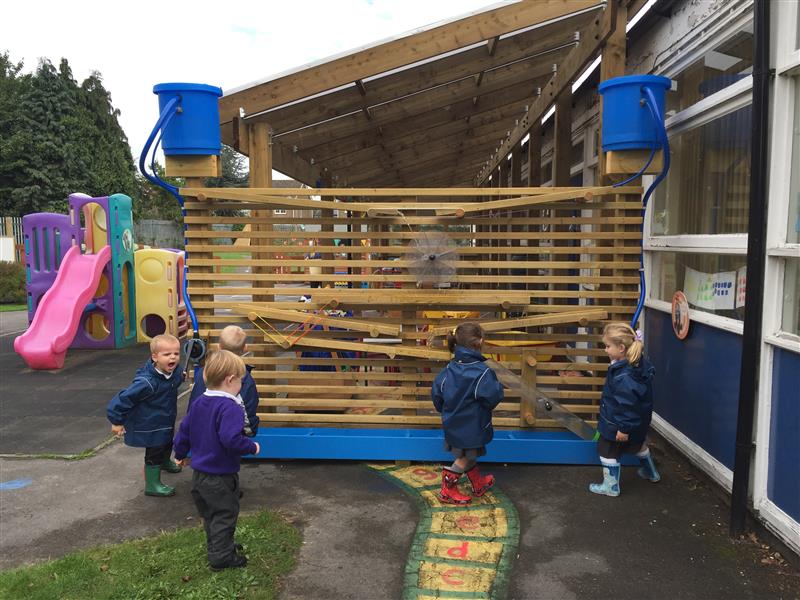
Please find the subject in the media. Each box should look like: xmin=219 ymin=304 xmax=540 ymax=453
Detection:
xmin=212 ymin=251 xmax=252 ymax=274
xmin=0 ymin=510 xmax=301 ymax=600
xmin=0 ymin=435 xmax=118 ymax=461
xmin=0 ymin=303 xmax=26 ymax=312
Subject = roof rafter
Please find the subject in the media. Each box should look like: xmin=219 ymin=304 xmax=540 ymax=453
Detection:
xmin=219 ymin=0 xmax=602 ymax=141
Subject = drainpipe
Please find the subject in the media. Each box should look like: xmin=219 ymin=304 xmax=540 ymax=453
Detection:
xmin=730 ymin=0 xmax=771 ymax=538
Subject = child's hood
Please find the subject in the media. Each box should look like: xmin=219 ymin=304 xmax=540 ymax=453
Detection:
xmin=630 ymin=356 xmax=655 ymax=383
xmin=453 ymin=345 xmax=486 ymax=363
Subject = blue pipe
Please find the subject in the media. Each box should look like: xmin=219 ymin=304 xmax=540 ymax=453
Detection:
xmin=138 ymin=98 xmax=200 ymax=338
xmin=612 ymin=85 xmax=671 ymax=329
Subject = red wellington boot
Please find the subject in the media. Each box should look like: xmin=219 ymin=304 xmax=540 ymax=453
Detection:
xmin=439 ymin=468 xmax=472 ymax=505
xmin=465 ymin=465 xmax=495 ymax=497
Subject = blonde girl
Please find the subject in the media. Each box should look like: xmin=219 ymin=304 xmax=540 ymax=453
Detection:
xmin=590 ymin=322 xmax=659 ymax=497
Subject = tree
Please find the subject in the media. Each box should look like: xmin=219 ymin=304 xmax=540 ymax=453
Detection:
xmin=205 ymin=145 xmax=248 ymax=188
xmin=0 ymin=55 xmax=137 ymax=215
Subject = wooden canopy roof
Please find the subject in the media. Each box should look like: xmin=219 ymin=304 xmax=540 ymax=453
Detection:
xmin=219 ymin=1 xmax=613 ymax=188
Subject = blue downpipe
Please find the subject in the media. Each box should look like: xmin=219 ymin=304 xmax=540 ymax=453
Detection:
xmin=138 ymin=98 xmax=200 ymax=338
xmin=612 ymin=85 xmax=671 ymax=329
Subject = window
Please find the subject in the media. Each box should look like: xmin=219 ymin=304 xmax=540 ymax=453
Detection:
xmin=651 ymin=251 xmax=746 ymax=321
xmin=788 ymin=82 xmax=800 ymax=245
xmin=665 ymin=24 xmax=754 ymax=115
xmin=644 ymin=16 xmax=753 ymax=328
xmin=651 ymin=105 xmax=751 ymax=236
xmin=782 ymin=258 xmax=800 ymax=336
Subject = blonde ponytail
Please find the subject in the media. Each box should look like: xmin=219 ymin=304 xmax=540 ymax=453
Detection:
xmin=602 ymin=322 xmax=642 ymax=366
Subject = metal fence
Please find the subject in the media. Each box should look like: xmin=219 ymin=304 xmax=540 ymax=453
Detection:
xmin=0 ymin=217 xmax=24 ymax=262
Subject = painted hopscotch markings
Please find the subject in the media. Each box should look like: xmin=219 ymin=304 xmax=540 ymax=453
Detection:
xmin=369 ymin=464 xmax=519 ymax=599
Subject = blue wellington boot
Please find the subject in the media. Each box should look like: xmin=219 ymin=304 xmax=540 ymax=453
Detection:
xmin=589 ymin=464 xmax=620 ymax=497
xmin=637 ymin=452 xmax=661 ymax=483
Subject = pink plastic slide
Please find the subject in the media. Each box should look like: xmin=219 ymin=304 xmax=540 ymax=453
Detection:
xmin=14 ymin=245 xmax=111 ymax=370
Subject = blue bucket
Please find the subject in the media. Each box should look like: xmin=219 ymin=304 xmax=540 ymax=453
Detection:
xmin=598 ymin=75 xmax=671 ymax=151
xmin=153 ymin=83 xmax=223 ymax=155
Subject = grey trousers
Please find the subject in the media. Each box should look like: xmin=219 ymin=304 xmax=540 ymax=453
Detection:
xmin=191 ymin=470 xmax=240 ymax=566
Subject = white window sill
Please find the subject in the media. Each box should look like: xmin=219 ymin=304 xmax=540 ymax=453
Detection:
xmin=646 ymin=298 xmax=744 ymax=335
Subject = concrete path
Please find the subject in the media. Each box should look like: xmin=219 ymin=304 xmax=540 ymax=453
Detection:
xmin=1 ymin=310 xmax=798 ymax=598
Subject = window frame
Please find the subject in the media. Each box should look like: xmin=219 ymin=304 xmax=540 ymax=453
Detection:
xmin=752 ymin=0 xmax=800 ymax=556
xmin=644 ymin=83 xmax=753 ymax=331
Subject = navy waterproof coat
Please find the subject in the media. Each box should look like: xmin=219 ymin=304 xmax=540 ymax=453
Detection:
xmin=431 ymin=346 xmax=504 ymax=449
xmin=597 ymin=357 xmax=655 ymax=444
xmin=107 ymin=360 xmax=184 ymax=448
xmin=189 ymin=364 xmax=260 ymax=436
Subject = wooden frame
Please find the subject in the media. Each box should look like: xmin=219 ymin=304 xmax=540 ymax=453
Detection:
xmin=182 ymin=186 xmax=641 ymax=430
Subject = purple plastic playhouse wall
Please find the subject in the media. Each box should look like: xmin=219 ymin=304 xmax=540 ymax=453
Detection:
xmin=23 ymin=212 xmax=77 ymax=321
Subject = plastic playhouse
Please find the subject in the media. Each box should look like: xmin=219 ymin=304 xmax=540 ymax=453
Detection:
xmin=14 ymin=193 xmax=188 ymax=370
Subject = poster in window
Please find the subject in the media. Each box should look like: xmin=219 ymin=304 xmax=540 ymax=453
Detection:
xmin=684 ymin=266 xmax=736 ymax=310
xmin=672 ymin=291 xmax=690 ymax=340
xmin=736 ymin=266 xmax=747 ymax=308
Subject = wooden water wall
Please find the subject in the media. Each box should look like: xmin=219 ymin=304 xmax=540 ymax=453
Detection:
xmin=182 ymin=186 xmax=642 ymax=432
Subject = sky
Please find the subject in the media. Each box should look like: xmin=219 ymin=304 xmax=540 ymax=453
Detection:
xmin=3 ymin=0 xmax=502 ymax=179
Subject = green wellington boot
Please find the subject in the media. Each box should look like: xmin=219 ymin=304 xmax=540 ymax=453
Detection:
xmin=144 ymin=465 xmax=175 ymax=497
xmin=161 ymin=457 xmax=182 ymax=474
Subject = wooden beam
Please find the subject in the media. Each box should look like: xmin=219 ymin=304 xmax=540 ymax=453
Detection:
xmin=271 ymin=139 xmax=329 ymax=186
xmin=250 ymin=19 xmax=587 ymax=139
xmin=233 ymin=304 xmax=401 ymax=336
xmin=280 ymin=82 xmax=535 ymax=154
xmin=427 ymin=309 xmax=609 ymax=336
xmin=476 ymin=1 xmax=617 ymax=183
xmin=219 ymin=1 xmax=602 ymax=129
xmin=164 ymin=155 xmax=221 ymax=178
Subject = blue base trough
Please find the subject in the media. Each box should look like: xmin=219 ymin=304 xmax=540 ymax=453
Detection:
xmin=247 ymin=428 xmax=636 ymax=465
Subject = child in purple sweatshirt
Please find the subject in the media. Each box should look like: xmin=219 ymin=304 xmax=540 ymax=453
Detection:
xmin=174 ymin=350 xmax=260 ymax=571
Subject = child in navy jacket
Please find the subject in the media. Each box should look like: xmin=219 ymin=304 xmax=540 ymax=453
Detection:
xmin=174 ymin=350 xmax=260 ymax=571
xmin=189 ymin=326 xmax=259 ymax=437
xmin=590 ymin=322 xmax=659 ymax=497
xmin=107 ymin=334 xmax=184 ymax=497
xmin=432 ymin=322 xmax=504 ymax=505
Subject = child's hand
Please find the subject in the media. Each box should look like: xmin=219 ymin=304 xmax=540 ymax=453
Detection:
xmin=253 ymin=442 xmax=260 ymax=455
xmin=111 ymin=424 xmax=125 ymax=437
xmin=175 ymin=458 xmax=187 ymax=467
xmin=615 ymin=431 xmax=629 ymax=442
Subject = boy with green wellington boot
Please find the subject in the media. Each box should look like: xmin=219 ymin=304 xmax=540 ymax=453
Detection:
xmin=108 ymin=334 xmax=185 ymax=497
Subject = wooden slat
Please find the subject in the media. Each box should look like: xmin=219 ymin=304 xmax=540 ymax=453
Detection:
xmin=427 ymin=308 xmax=608 ymax=336
xmin=234 ymin=304 xmax=401 ymax=336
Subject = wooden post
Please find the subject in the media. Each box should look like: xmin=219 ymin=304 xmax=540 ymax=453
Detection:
xmin=248 ymin=122 xmax=274 ymax=411
xmin=526 ymin=123 xmax=543 ymax=302
xmin=184 ymin=176 xmax=212 ymax=342
xmin=553 ymin=89 xmax=572 ymax=187
xmin=249 ymin=122 xmax=273 ymax=284
xmin=527 ymin=124 xmax=542 ymax=188
xmin=598 ymin=2 xmax=628 ymax=185
xmin=319 ymin=170 xmax=334 ymax=280
xmin=520 ymin=350 xmax=537 ymax=427
xmin=552 ymin=88 xmax=573 ymax=312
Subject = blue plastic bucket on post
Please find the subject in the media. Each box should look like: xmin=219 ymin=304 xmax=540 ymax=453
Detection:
xmin=152 ymin=83 xmax=223 ymax=155
xmin=598 ymin=75 xmax=671 ymax=151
